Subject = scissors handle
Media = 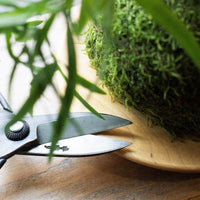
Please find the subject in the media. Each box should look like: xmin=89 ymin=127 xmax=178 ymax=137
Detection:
xmin=0 ymin=93 xmax=12 ymax=113
xmin=0 ymin=158 xmax=6 ymax=169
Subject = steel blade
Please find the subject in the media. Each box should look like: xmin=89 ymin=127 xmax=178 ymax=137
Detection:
xmin=37 ymin=114 xmax=132 ymax=144
xmin=19 ymin=135 xmax=131 ymax=157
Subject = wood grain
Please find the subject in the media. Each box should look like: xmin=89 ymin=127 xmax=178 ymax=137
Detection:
xmin=2 ymin=154 xmax=200 ymax=200
xmin=56 ymin=35 xmax=200 ymax=173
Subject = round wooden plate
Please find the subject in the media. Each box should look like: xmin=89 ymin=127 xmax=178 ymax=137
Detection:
xmin=56 ymin=36 xmax=200 ymax=173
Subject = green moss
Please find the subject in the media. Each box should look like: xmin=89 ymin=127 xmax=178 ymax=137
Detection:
xmin=85 ymin=0 xmax=200 ymax=139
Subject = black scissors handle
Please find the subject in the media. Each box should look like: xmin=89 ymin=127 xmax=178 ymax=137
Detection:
xmin=0 ymin=158 xmax=6 ymax=169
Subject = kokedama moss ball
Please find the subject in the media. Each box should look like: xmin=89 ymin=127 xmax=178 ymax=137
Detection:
xmin=85 ymin=0 xmax=200 ymax=139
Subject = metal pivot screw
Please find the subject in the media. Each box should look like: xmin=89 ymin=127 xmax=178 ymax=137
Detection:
xmin=5 ymin=120 xmax=29 ymax=141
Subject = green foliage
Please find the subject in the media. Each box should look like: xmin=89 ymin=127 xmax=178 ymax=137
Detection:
xmin=1 ymin=0 xmax=200 ymax=156
xmin=85 ymin=0 xmax=200 ymax=138
xmin=1 ymin=0 xmax=111 ymax=155
xmin=135 ymin=0 xmax=200 ymax=69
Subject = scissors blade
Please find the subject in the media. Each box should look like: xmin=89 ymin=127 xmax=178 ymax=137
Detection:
xmin=18 ymin=135 xmax=131 ymax=157
xmin=37 ymin=114 xmax=132 ymax=144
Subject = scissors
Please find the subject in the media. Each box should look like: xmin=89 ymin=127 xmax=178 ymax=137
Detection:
xmin=0 ymin=93 xmax=132 ymax=169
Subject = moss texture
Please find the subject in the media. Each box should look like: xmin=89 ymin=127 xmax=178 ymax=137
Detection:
xmin=85 ymin=0 xmax=200 ymax=139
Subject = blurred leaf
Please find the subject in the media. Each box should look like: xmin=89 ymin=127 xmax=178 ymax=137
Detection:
xmin=136 ymin=0 xmax=200 ymax=69
xmin=6 ymin=63 xmax=57 ymax=129
xmin=49 ymin=21 xmax=77 ymax=160
xmin=5 ymin=32 xmax=20 ymax=97
xmin=32 ymin=14 xmax=55 ymax=60
xmin=77 ymin=75 xmax=106 ymax=94
xmin=14 ymin=20 xmax=44 ymax=42
xmin=0 ymin=0 xmax=23 ymax=8
xmin=73 ymin=0 xmax=114 ymax=34
xmin=8 ymin=63 xmax=17 ymax=99
xmin=72 ymin=0 xmax=89 ymax=34
xmin=56 ymin=64 xmax=104 ymax=119
xmin=74 ymin=91 xmax=104 ymax=119
xmin=0 ymin=2 xmax=43 ymax=28
xmin=27 ymin=20 xmax=44 ymax=27
xmin=32 ymin=66 xmax=43 ymax=73
xmin=65 ymin=0 xmax=73 ymax=10
xmin=0 ymin=0 xmax=65 ymax=28
xmin=5 ymin=32 xmax=19 ymax=62
xmin=101 ymin=0 xmax=114 ymax=37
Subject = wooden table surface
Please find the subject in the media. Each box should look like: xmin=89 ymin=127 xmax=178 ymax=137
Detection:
xmin=1 ymin=16 xmax=200 ymax=200
xmin=1 ymin=153 xmax=200 ymax=200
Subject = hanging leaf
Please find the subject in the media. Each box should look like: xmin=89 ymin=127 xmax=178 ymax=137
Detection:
xmin=56 ymin=63 xmax=104 ymax=119
xmin=0 ymin=0 xmax=66 ymax=28
xmin=49 ymin=20 xmax=77 ymax=160
xmin=6 ymin=63 xmax=57 ymax=129
xmin=74 ymin=91 xmax=104 ymax=119
xmin=77 ymin=75 xmax=106 ymax=94
xmin=73 ymin=0 xmax=114 ymax=35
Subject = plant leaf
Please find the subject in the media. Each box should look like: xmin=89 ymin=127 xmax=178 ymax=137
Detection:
xmin=6 ymin=63 xmax=57 ymax=129
xmin=56 ymin=63 xmax=104 ymax=118
xmin=5 ymin=32 xmax=19 ymax=62
xmin=72 ymin=0 xmax=89 ymax=35
xmin=0 ymin=2 xmax=43 ymax=28
xmin=34 ymin=14 xmax=55 ymax=55
xmin=5 ymin=32 xmax=20 ymax=97
xmin=77 ymin=75 xmax=106 ymax=94
xmin=0 ymin=0 xmax=65 ymax=28
xmin=49 ymin=20 xmax=77 ymax=160
xmin=73 ymin=0 xmax=114 ymax=35
xmin=74 ymin=91 xmax=104 ymax=119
